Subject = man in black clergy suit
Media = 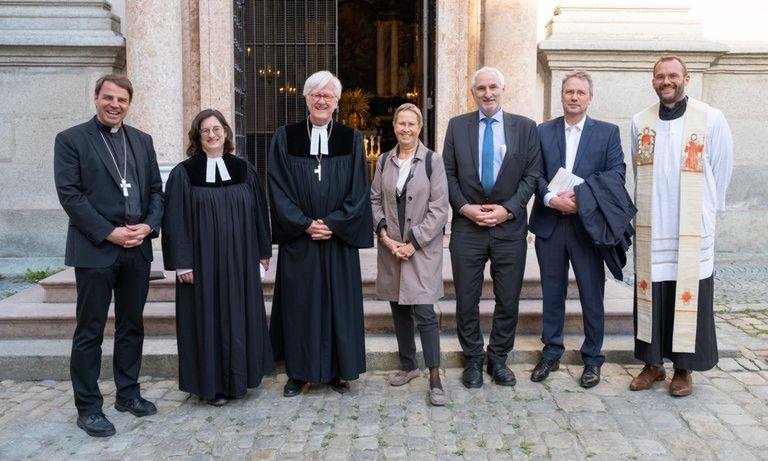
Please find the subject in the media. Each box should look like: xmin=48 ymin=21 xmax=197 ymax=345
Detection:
xmin=443 ymin=66 xmax=541 ymax=388
xmin=529 ymin=71 xmax=625 ymax=388
xmin=54 ymin=74 xmax=164 ymax=437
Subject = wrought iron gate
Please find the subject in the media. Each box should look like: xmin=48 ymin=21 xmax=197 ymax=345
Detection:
xmin=241 ymin=0 xmax=338 ymax=187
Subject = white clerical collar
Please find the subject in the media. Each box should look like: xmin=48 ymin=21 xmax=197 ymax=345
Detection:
xmin=205 ymin=156 xmax=231 ymax=183
xmin=310 ymin=122 xmax=330 ymax=157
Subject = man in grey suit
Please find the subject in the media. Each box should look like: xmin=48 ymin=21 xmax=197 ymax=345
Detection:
xmin=54 ymin=74 xmax=164 ymax=437
xmin=443 ymin=66 xmax=542 ymax=388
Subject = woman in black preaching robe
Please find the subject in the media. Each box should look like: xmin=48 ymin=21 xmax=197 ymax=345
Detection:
xmin=162 ymin=109 xmax=273 ymax=406
xmin=268 ymin=70 xmax=373 ymax=397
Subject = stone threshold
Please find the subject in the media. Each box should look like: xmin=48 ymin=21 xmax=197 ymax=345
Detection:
xmin=0 ymin=334 xmax=740 ymax=381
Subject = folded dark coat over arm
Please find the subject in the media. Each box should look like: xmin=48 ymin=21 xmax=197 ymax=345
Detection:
xmin=575 ymin=171 xmax=637 ymax=280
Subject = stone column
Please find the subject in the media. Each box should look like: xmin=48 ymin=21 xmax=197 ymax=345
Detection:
xmin=484 ymin=0 xmax=539 ymax=121
xmin=125 ymin=0 xmax=184 ymax=164
xmin=390 ymin=21 xmax=399 ymax=96
xmin=376 ymin=21 xmax=387 ymax=96
xmin=435 ymin=0 xmax=477 ymax=152
xmin=198 ymin=0 xmax=235 ymax=124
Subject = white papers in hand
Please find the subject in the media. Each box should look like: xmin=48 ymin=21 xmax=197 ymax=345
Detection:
xmin=548 ymin=167 xmax=584 ymax=194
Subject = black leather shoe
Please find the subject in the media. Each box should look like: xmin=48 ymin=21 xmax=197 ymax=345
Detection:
xmin=328 ymin=377 xmax=350 ymax=394
xmin=531 ymin=358 xmax=560 ymax=382
xmin=461 ymin=361 xmax=484 ymax=388
xmin=580 ymin=365 xmax=601 ymax=389
xmin=283 ymin=378 xmax=306 ymax=397
xmin=114 ymin=396 xmax=157 ymax=417
xmin=76 ymin=413 xmax=116 ymax=437
xmin=487 ymin=363 xmax=517 ymax=387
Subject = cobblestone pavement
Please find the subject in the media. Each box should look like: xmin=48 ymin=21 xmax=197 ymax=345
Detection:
xmin=2 ymin=357 xmax=768 ymax=460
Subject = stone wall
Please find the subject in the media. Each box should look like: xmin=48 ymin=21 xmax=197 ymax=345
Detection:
xmin=538 ymin=3 xmax=768 ymax=254
xmin=0 ymin=1 xmax=124 ymax=256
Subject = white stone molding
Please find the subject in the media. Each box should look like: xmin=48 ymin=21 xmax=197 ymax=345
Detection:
xmin=0 ymin=0 xmax=124 ymax=67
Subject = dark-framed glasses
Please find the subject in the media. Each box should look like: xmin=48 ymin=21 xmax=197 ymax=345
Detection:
xmin=201 ymin=126 xmax=224 ymax=136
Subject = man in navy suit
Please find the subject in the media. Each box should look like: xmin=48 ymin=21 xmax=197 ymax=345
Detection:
xmin=529 ymin=71 xmax=625 ymax=388
xmin=443 ymin=67 xmax=541 ymax=388
xmin=54 ymin=74 xmax=164 ymax=436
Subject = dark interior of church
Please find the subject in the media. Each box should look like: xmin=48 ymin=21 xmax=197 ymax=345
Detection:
xmin=241 ymin=0 xmax=435 ymax=178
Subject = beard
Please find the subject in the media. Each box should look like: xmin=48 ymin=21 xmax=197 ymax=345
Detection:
xmin=656 ymin=84 xmax=685 ymax=105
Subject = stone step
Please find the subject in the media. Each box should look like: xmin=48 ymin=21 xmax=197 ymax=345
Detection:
xmin=38 ymin=248 xmax=586 ymax=303
xmin=0 ymin=333 xmax=698 ymax=381
xmin=0 ymin=280 xmax=632 ymax=338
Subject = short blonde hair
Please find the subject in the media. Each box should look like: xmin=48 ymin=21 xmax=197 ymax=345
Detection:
xmin=392 ymin=103 xmax=423 ymax=127
xmin=653 ymin=55 xmax=688 ymax=75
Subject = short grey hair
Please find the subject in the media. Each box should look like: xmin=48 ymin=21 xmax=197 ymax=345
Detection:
xmin=393 ymin=103 xmax=423 ymax=127
xmin=302 ymin=70 xmax=342 ymax=99
xmin=471 ymin=66 xmax=505 ymax=89
xmin=561 ymin=71 xmax=593 ymax=96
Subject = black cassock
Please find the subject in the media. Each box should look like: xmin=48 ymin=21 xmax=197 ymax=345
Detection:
xmin=268 ymin=120 xmax=373 ymax=383
xmin=162 ymin=153 xmax=274 ymax=400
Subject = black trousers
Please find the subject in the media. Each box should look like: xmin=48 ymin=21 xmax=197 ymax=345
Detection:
xmin=390 ymin=302 xmax=440 ymax=370
xmin=71 ymin=247 xmax=150 ymax=416
xmin=449 ymin=231 xmax=527 ymax=366
xmin=634 ymin=276 xmax=717 ymax=371
xmin=536 ymin=217 xmax=606 ymax=366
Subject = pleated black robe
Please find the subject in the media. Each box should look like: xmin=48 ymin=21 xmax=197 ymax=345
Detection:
xmin=162 ymin=153 xmax=274 ymax=400
xmin=268 ymin=120 xmax=373 ymax=383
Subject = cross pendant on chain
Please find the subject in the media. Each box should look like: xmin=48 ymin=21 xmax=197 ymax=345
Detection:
xmin=120 ymin=178 xmax=132 ymax=197
xmin=314 ymin=163 xmax=322 ymax=181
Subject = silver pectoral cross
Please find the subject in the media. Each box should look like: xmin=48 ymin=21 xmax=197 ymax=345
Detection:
xmin=120 ymin=178 xmax=132 ymax=197
xmin=314 ymin=164 xmax=321 ymax=181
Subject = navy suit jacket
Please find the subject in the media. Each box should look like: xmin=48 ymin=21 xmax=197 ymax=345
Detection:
xmin=529 ymin=115 xmax=625 ymax=240
xmin=443 ymin=111 xmax=541 ymax=240
xmin=54 ymin=117 xmax=164 ymax=268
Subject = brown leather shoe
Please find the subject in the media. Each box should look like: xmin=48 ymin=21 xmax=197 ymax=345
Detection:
xmin=669 ymin=369 xmax=693 ymax=397
xmin=629 ymin=364 xmax=666 ymax=391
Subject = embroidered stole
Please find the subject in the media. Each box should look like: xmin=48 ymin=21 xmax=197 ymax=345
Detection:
xmin=635 ymin=98 xmax=708 ymax=353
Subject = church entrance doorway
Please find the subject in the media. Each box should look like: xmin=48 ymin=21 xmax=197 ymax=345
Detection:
xmin=236 ymin=0 xmax=436 ymax=187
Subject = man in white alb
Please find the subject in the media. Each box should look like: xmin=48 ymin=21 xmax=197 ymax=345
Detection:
xmin=629 ymin=55 xmax=733 ymax=397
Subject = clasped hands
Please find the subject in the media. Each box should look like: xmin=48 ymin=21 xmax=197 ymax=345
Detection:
xmin=548 ymin=190 xmax=578 ymax=214
xmin=462 ymin=203 xmax=511 ymax=227
xmin=306 ymin=219 xmax=333 ymax=240
xmin=106 ymin=223 xmax=152 ymax=249
xmin=380 ymin=231 xmax=415 ymax=261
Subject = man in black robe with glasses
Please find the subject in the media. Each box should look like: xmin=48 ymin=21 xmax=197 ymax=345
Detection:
xmin=268 ymin=70 xmax=373 ymax=397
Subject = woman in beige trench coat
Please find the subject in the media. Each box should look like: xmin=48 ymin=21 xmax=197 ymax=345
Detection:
xmin=370 ymin=103 xmax=449 ymax=406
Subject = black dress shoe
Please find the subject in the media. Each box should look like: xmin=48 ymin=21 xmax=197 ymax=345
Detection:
xmin=114 ymin=396 xmax=157 ymax=417
xmin=487 ymin=363 xmax=517 ymax=387
xmin=328 ymin=377 xmax=350 ymax=394
xmin=76 ymin=413 xmax=116 ymax=437
xmin=462 ymin=361 xmax=484 ymax=388
xmin=531 ymin=358 xmax=560 ymax=383
xmin=580 ymin=365 xmax=601 ymax=389
xmin=283 ymin=378 xmax=306 ymax=397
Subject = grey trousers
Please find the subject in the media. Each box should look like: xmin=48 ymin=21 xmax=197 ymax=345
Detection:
xmin=390 ymin=302 xmax=441 ymax=370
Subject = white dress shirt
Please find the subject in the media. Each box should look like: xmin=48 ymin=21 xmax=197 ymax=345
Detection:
xmin=477 ymin=109 xmax=506 ymax=182
xmin=544 ymin=116 xmax=586 ymax=207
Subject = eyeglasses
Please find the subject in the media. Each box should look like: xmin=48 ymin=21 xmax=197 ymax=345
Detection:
xmin=309 ymin=93 xmax=336 ymax=102
xmin=201 ymin=126 xmax=224 ymax=136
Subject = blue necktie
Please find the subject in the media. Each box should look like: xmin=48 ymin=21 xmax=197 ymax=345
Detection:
xmin=481 ymin=117 xmax=495 ymax=196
